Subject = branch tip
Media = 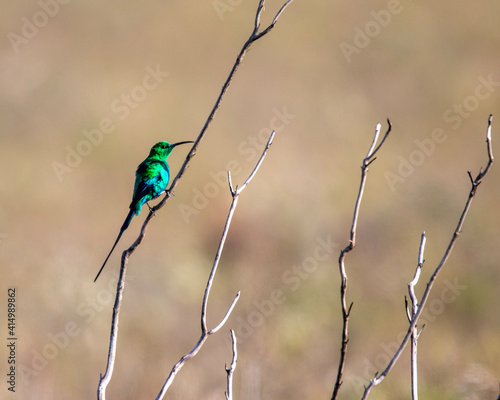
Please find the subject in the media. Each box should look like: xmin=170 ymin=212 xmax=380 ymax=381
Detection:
xmin=360 ymin=115 xmax=495 ymax=400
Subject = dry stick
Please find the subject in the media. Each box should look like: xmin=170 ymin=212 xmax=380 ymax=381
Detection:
xmin=155 ymin=131 xmax=275 ymax=400
xmin=361 ymin=115 xmax=494 ymax=400
xmin=405 ymin=232 xmax=427 ymax=400
xmin=225 ymin=330 xmax=238 ymax=400
xmin=331 ymin=120 xmax=392 ymax=400
xmin=96 ymin=2 xmax=293 ymax=398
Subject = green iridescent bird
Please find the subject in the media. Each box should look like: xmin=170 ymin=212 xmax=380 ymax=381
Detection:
xmin=94 ymin=140 xmax=193 ymax=282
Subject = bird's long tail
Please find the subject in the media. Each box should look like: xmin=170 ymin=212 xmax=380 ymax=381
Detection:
xmin=94 ymin=209 xmax=135 ymax=282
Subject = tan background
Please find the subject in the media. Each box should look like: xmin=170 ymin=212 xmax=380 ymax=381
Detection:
xmin=1 ymin=0 xmax=500 ymax=399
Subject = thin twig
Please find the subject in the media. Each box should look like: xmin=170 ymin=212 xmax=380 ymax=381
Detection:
xmin=155 ymin=292 xmax=240 ymax=400
xmin=361 ymin=115 xmax=494 ymax=399
xmin=209 ymin=293 xmax=241 ymax=335
xmin=407 ymin=232 xmax=426 ymax=400
xmin=331 ymin=121 xmax=392 ymax=400
xmin=96 ymin=2 xmax=293 ymax=397
xmin=123 ymin=0 xmax=294 ymax=258
xmin=225 ymin=330 xmax=238 ymax=400
xmin=158 ymin=0 xmax=293 ymax=207
xmin=155 ymin=131 xmax=275 ymax=400
xmin=253 ymin=0 xmax=295 ymax=40
xmin=96 ymin=253 xmax=127 ymax=400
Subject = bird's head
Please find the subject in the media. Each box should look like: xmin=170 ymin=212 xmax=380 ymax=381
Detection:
xmin=149 ymin=140 xmax=194 ymax=159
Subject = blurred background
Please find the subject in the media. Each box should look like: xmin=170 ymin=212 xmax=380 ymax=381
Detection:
xmin=1 ymin=0 xmax=499 ymax=399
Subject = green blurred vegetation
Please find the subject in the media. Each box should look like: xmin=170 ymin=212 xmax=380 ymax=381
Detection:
xmin=1 ymin=0 xmax=499 ymax=399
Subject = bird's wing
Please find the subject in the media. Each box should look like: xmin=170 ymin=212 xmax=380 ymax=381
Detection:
xmin=131 ymin=159 xmax=170 ymax=212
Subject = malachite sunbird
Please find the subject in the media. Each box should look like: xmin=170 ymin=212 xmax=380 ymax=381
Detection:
xmin=94 ymin=140 xmax=193 ymax=282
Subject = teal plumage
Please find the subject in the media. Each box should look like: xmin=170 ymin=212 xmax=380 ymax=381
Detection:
xmin=94 ymin=140 xmax=193 ymax=282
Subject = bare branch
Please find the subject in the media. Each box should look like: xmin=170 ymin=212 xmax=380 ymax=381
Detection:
xmin=253 ymin=0 xmax=295 ymax=40
xmin=365 ymin=123 xmax=382 ymax=160
xmin=96 ymin=2 xmax=293 ymax=396
xmin=237 ymin=130 xmax=275 ymax=194
xmin=96 ymin=254 xmax=127 ymax=400
xmin=417 ymin=232 xmax=426 ymax=266
xmin=228 ymin=171 xmax=235 ymax=196
xmin=405 ymin=296 xmax=411 ymax=322
xmin=408 ymin=232 xmax=426 ymax=309
xmin=361 ymin=115 xmax=494 ymax=399
xmin=368 ymin=119 xmax=392 ymax=161
xmin=155 ymin=130 xmax=276 ymax=399
xmin=122 ymin=0 xmax=294 ymax=258
xmin=350 ymin=121 xmax=392 ymax=247
xmin=408 ymin=232 xmax=426 ymax=400
xmin=331 ymin=120 xmax=392 ymax=400
xmin=160 ymin=0 xmax=293 ymax=205
xmin=483 ymin=114 xmax=494 ymax=176
xmin=225 ymin=330 xmax=238 ymax=400
xmin=209 ymin=292 xmax=241 ymax=335
xmin=253 ymin=0 xmax=265 ymax=34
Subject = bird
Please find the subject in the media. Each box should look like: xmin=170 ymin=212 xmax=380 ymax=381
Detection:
xmin=94 ymin=140 xmax=194 ymax=282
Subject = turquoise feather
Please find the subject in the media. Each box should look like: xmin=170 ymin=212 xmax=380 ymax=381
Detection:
xmin=94 ymin=140 xmax=193 ymax=282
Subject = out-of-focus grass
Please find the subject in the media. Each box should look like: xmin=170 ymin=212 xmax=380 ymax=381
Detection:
xmin=1 ymin=1 xmax=499 ymax=399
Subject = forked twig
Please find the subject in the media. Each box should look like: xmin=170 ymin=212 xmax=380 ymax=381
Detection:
xmin=96 ymin=2 xmax=293 ymax=397
xmin=225 ymin=330 xmax=238 ymax=400
xmin=406 ymin=232 xmax=426 ymax=400
xmin=155 ymin=131 xmax=275 ymax=400
xmin=331 ymin=120 xmax=392 ymax=400
xmin=361 ymin=115 xmax=494 ymax=399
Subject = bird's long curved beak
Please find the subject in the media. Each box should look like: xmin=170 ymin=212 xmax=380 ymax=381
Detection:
xmin=171 ymin=140 xmax=194 ymax=148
